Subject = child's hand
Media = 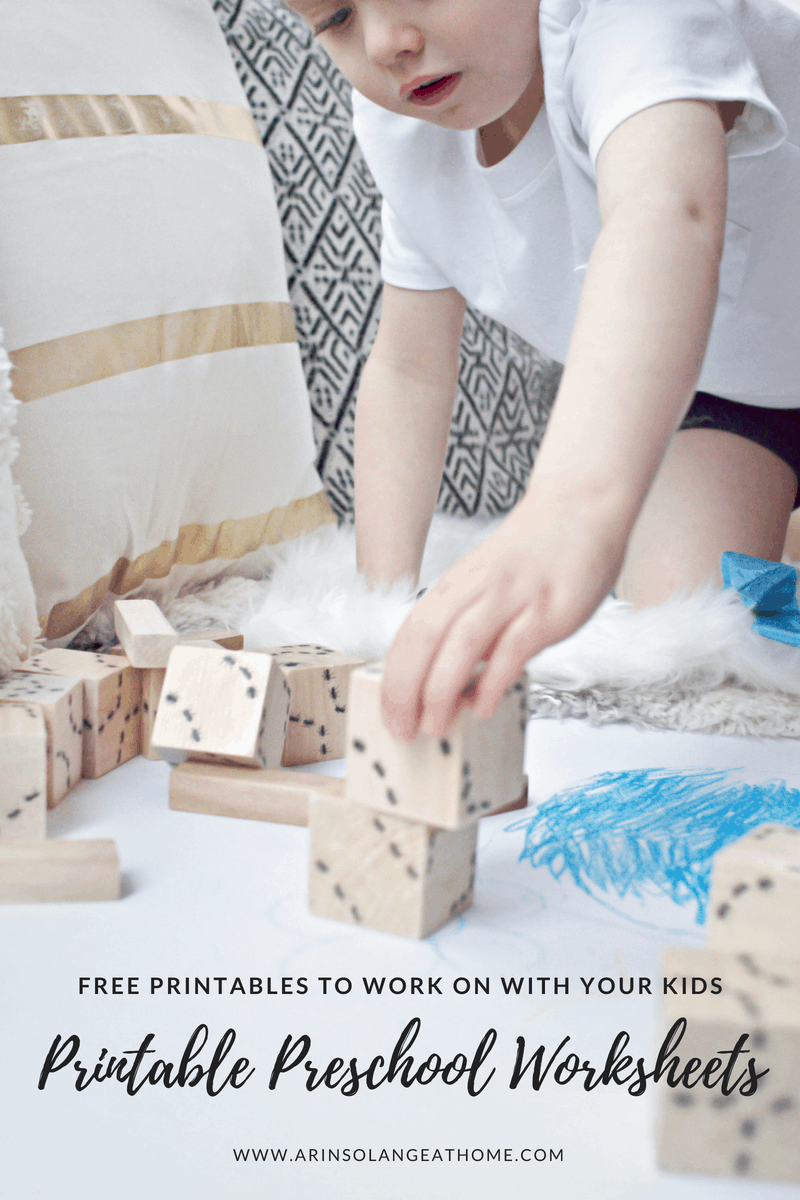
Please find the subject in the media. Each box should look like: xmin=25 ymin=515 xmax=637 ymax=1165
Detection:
xmin=380 ymin=488 xmax=627 ymax=740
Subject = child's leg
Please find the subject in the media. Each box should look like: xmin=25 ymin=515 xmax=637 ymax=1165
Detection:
xmin=617 ymin=427 xmax=797 ymax=606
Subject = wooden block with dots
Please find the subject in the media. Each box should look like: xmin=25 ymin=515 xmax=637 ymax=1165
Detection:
xmin=0 ymin=671 xmax=83 ymax=805
xmin=0 ymin=703 xmax=47 ymax=840
xmin=345 ymin=663 xmax=527 ymax=829
xmin=706 ymin=824 xmax=800 ymax=957
xmin=262 ymin=644 xmax=364 ymax=766
xmin=656 ymin=946 xmax=800 ymax=1183
xmin=308 ymin=793 xmax=477 ymax=938
xmin=150 ymin=644 xmax=290 ymax=767
xmin=16 ymin=649 xmax=142 ymax=778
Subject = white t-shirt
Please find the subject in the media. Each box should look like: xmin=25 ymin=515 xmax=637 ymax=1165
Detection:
xmin=352 ymin=0 xmax=800 ymax=407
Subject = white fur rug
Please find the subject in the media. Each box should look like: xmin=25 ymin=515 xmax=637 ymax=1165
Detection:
xmin=112 ymin=515 xmax=800 ymax=739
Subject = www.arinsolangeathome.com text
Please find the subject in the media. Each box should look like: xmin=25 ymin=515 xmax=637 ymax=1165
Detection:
xmin=232 ymin=1147 xmax=564 ymax=1163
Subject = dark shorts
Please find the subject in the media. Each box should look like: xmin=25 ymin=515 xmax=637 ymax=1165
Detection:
xmin=680 ymin=391 xmax=800 ymax=508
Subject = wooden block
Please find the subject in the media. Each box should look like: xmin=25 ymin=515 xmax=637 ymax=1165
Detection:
xmin=707 ymin=824 xmax=800 ymax=956
xmin=261 ymin=644 xmax=364 ymax=767
xmin=345 ymin=663 xmax=527 ymax=829
xmin=178 ymin=628 xmax=244 ymax=651
xmin=140 ymin=667 xmax=166 ymax=760
xmin=113 ymin=599 xmax=178 ymax=668
xmin=17 ymin=649 xmax=142 ymax=778
xmin=492 ymin=777 xmax=529 ymax=816
xmin=169 ymin=761 xmax=345 ymax=825
xmin=0 ymin=672 xmax=83 ymax=806
xmin=150 ymin=645 xmax=290 ymax=768
xmin=141 ymin=640 xmax=244 ymax=760
xmin=657 ymin=946 xmax=800 ymax=1183
xmin=0 ymin=704 xmax=47 ymax=840
xmin=0 ymin=838 xmax=120 ymax=902
xmin=308 ymin=794 xmax=477 ymax=938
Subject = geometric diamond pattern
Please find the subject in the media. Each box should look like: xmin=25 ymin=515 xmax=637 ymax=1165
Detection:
xmin=214 ymin=0 xmax=562 ymax=517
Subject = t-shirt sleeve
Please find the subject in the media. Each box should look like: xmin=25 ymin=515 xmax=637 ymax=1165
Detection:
xmin=564 ymin=0 xmax=788 ymax=166
xmin=351 ymin=87 xmax=452 ymax=291
xmin=379 ymin=198 xmax=452 ymax=291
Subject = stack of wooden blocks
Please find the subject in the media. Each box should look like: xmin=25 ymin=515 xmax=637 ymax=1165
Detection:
xmin=307 ymin=663 xmax=529 ymax=939
xmin=2 ymin=596 xmax=530 ymax=935
xmin=0 ymin=645 xmax=137 ymax=902
xmin=0 ymin=598 xmax=244 ymax=903
xmin=657 ymin=824 xmax=800 ymax=1184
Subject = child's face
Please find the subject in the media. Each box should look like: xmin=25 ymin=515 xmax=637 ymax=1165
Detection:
xmin=286 ymin=0 xmax=542 ymax=131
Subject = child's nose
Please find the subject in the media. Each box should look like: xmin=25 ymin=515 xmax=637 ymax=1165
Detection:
xmin=362 ymin=11 xmax=423 ymax=66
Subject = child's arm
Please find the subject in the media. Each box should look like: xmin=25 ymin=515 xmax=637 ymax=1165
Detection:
xmin=355 ymin=282 xmax=466 ymax=586
xmin=380 ymin=98 xmax=729 ymax=739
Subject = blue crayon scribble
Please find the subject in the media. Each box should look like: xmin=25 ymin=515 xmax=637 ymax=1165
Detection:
xmin=513 ymin=768 xmax=800 ymax=923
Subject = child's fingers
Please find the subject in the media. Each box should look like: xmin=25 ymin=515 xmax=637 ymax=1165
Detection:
xmin=472 ymin=607 xmax=539 ymax=718
xmin=381 ymin=582 xmax=472 ymax=739
xmin=416 ymin=598 xmax=503 ymax=737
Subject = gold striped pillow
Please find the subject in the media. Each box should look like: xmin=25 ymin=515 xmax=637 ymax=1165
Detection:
xmin=1 ymin=1 xmax=333 ymax=639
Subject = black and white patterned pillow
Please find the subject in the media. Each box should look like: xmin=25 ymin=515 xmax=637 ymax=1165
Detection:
xmin=213 ymin=0 xmax=561 ymax=518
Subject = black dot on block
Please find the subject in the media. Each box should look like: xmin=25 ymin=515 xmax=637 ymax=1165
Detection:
xmin=373 ymin=818 xmax=385 ymax=832
xmin=716 ymin=903 xmax=730 ymax=918
xmin=246 ymin=687 xmax=256 ymax=698
xmin=751 ymin=1029 xmax=768 ymax=1049
xmin=772 ymin=1096 xmax=794 ymax=1113
xmin=351 ymin=906 xmax=362 ymax=923
xmin=165 ymin=694 xmax=178 ymax=703
xmin=388 ymin=842 xmax=401 ymax=858
xmin=406 ymin=866 xmax=418 ymax=879
xmin=24 ymin=791 xmax=40 ymax=802
xmin=440 ymin=739 xmax=451 ymax=754
xmin=732 ymin=882 xmax=748 ymax=895
xmin=315 ymin=860 xmax=329 ymax=872
xmin=740 ymin=1120 xmax=757 ymax=1138
xmin=734 ymin=1154 xmax=751 ymax=1175
xmin=372 ymin=761 xmax=385 ymax=777
xmin=303 ymin=718 xmax=314 ymax=728
xmin=757 ymin=877 xmax=774 ymax=889
xmin=183 ymin=709 xmax=193 ymax=722
xmin=386 ymin=789 xmax=397 ymax=805
xmin=672 ymin=1092 xmax=693 ymax=1107
xmin=334 ymin=884 xmax=345 ymax=899
xmin=223 ymin=656 xmax=236 ymax=666
xmin=191 ymin=729 xmax=201 ymax=743
xmin=352 ymin=739 xmax=365 ymax=752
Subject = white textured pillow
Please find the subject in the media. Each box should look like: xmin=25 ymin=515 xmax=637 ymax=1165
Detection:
xmin=0 ymin=0 xmax=333 ymax=641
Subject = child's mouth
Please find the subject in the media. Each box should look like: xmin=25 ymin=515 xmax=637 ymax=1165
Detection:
xmin=406 ymin=73 xmax=461 ymax=106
